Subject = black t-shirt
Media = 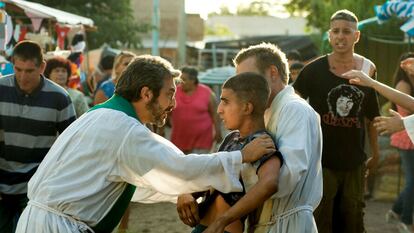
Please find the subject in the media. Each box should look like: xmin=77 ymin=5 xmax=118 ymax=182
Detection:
xmin=293 ymin=55 xmax=380 ymax=170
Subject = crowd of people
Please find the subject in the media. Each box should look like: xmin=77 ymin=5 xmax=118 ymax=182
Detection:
xmin=0 ymin=7 xmax=413 ymax=233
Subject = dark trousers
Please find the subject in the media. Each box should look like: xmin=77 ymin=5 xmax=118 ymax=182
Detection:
xmin=392 ymin=149 xmax=414 ymax=225
xmin=314 ymin=166 xmax=366 ymax=233
xmin=0 ymin=193 xmax=28 ymax=233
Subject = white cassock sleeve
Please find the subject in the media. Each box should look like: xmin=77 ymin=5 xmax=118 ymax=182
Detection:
xmin=111 ymin=124 xmax=243 ymax=202
xmin=272 ymin=102 xmax=321 ymax=198
xmin=404 ymin=114 xmax=414 ymax=143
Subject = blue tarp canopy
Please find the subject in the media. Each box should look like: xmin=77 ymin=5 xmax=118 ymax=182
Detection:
xmin=199 ymin=66 xmax=235 ymax=85
xmin=375 ymin=0 xmax=414 ymax=36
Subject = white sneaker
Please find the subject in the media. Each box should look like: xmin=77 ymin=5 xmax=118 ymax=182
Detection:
xmin=385 ymin=210 xmax=400 ymax=224
xmin=397 ymin=222 xmax=413 ymax=233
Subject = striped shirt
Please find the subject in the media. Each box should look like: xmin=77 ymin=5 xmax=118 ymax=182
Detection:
xmin=0 ymin=74 xmax=76 ymax=194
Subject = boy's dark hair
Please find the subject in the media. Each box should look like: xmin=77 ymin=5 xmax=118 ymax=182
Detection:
xmin=290 ymin=62 xmax=305 ymax=70
xmin=233 ymin=42 xmax=289 ymax=85
xmin=287 ymin=50 xmax=302 ymax=61
xmin=223 ymin=72 xmax=270 ymax=117
xmin=181 ymin=66 xmax=199 ymax=85
xmin=44 ymin=57 xmax=72 ymax=83
xmin=115 ymin=55 xmax=181 ymax=102
xmin=330 ymin=9 xmax=358 ymax=23
xmin=12 ymin=40 xmax=44 ymax=67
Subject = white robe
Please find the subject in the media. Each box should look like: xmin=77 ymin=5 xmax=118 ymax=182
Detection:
xmin=404 ymin=114 xmax=414 ymax=143
xmin=16 ymin=108 xmax=244 ymax=233
xmin=241 ymin=86 xmax=323 ymax=233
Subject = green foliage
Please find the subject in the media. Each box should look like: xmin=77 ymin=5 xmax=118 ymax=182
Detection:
xmin=285 ymin=0 xmax=409 ymax=55
xmin=216 ymin=5 xmax=233 ymax=16
xmin=236 ymin=1 xmax=271 ymax=16
xmin=284 ymin=0 xmax=384 ymax=32
xmin=209 ymin=1 xmax=272 ymax=17
xmin=31 ymin=0 xmax=150 ymax=49
xmin=205 ymin=24 xmax=234 ymax=36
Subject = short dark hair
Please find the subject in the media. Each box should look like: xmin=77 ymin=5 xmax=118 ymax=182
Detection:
xmin=330 ymin=9 xmax=358 ymax=23
xmin=12 ymin=40 xmax=44 ymax=67
xmin=115 ymin=55 xmax=181 ymax=102
xmin=44 ymin=57 xmax=72 ymax=83
xmin=287 ymin=50 xmax=302 ymax=61
xmin=181 ymin=66 xmax=199 ymax=85
xmin=223 ymin=72 xmax=270 ymax=117
xmin=233 ymin=42 xmax=289 ymax=85
xmin=290 ymin=62 xmax=304 ymax=71
xmin=99 ymin=55 xmax=115 ymax=71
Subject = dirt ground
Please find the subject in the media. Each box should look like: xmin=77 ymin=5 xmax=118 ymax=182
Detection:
xmin=116 ymin=199 xmax=398 ymax=233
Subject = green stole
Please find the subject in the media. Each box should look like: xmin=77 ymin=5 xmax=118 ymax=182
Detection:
xmin=88 ymin=95 xmax=138 ymax=233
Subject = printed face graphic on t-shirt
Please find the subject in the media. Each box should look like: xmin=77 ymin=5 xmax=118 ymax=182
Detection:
xmin=322 ymin=84 xmax=365 ymax=128
xmin=327 ymin=84 xmax=364 ymax=117
xmin=336 ymin=95 xmax=354 ymax=117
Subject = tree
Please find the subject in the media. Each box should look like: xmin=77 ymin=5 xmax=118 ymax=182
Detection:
xmin=205 ymin=24 xmax=234 ymax=37
xmin=209 ymin=1 xmax=272 ymax=17
xmin=284 ymin=0 xmax=385 ymax=32
xmin=32 ymin=0 xmax=150 ymax=49
xmin=236 ymin=1 xmax=271 ymax=16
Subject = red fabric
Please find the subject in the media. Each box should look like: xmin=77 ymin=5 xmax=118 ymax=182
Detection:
xmin=55 ymin=24 xmax=70 ymax=49
xmin=68 ymin=75 xmax=80 ymax=89
xmin=18 ymin=26 xmax=27 ymax=42
xmin=170 ymin=84 xmax=214 ymax=151
xmin=391 ymin=105 xmax=414 ymax=150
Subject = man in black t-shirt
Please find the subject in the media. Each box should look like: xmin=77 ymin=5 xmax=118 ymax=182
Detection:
xmin=293 ymin=9 xmax=380 ymax=233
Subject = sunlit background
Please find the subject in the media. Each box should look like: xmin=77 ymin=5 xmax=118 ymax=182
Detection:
xmin=185 ymin=0 xmax=291 ymax=19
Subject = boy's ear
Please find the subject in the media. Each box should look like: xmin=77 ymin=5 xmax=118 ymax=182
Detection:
xmin=245 ymin=102 xmax=254 ymax=115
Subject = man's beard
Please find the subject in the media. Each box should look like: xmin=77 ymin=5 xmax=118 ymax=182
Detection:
xmin=146 ymin=99 xmax=168 ymax=127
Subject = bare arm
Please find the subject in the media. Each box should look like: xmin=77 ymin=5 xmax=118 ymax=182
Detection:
xmin=94 ymin=89 xmax=109 ymax=105
xmin=365 ymin=119 xmax=379 ymax=176
xmin=374 ymin=110 xmax=405 ymax=135
xmin=204 ymin=156 xmax=281 ymax=233
xmin=373 ymin=81 xmax=411 ymax=135
xmin=342 ymin=70 xmax=414 ymax=112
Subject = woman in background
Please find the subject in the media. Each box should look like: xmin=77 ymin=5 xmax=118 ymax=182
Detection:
xmin=94 ymin=51 xmax=135 ymax=105
xmin=385 ymin=53 xmax=414 ymax=233
xmin=44 ymin=57 xmax=89 ymax=117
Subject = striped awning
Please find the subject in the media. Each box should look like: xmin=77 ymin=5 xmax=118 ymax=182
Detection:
xmin=375 ymin=0 xmax=414 ymax=36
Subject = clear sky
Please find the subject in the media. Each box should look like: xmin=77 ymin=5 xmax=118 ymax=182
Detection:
xmin=185 ymin=0 xmax=290 ymax=19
